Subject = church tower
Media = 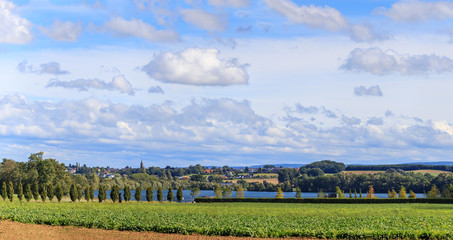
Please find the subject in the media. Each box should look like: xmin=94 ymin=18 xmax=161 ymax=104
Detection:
xmin=140 ymin=160 xmax=146 ymax=173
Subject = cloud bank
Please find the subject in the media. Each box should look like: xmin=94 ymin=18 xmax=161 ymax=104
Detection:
xmin=46 ymin=75 xmax=135 ymax=95
xmin=354 ymin=85 xmax=383 ymax=96
xmin=377 ymin=0 xmax=453 ymax=22
xmin=341 ymin=48 xmax=453 ymax=75
xmin=18 ymin=61 xmax=70 ymax=75
xmin=0 ymin=0 xmax=33 ymax=44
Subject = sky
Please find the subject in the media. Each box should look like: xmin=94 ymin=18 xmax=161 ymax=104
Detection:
xmin=2 ymin=0 xmax=453 ymax=167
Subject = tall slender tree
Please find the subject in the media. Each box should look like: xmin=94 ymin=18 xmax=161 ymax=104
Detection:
xmin=76 ymin=185 xmax=83 ymax=201
xmin=24 ymin=184 xmax=32 ymax=202
xmin=295 ymin=187 xmax=302 ymax=199
xmin=146 ymin=186 xmax=153 ymax=202
xmin=55 ymin=184 xmax=63 ymax=202
xmin=124 ymin=185 xmax=131 ymax=202
xmin=17 ymin=182 xmax=23 ymax=202
xmin=176 ymin=186 xmax=183 ymax=203
xmin=1 ymin=182 xmax=7 ymax=201
xmin=98 ymin=185 xmax=106 ymax=203
xmin=235 ymin=186 xmax=244 ymax=198
xmin=89 ymin=185 xmax=94 ymax=201
xmin=33 ymin=182 xmax=39 ymax=201
xmin=110 ymin=185 xmax=119 ymax=203
xmin=84 ymin=186 xmax=90 ymax=202
xmin=69 ymin=184 xmax=76 ymax=202
xmin=40 ymin=184 xmax=47 ymax=202
xmin=157 ymin=187 xmax=163 ymax=202
xmin=167 ymin=187 xmax=174 ymax=203
xmin=47 ymin=182 xmax=54 ymax=202
xmin=7 ymin=181 xmax=14 ymax=202
xmin=275 ymin=187 xmax=284 ymax=199
xmin=135 ymin=186 xmax=141 ymax=202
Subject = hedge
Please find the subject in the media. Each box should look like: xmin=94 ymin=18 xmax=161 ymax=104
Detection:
xmin=194 ymin=197 xmax=453 ymax=204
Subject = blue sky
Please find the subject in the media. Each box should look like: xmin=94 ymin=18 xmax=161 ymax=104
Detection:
xmin=2 ymin=0 xmax=453 ymax=167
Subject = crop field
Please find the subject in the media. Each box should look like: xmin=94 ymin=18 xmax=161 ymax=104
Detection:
xmin=0 ymin=200 xmax=452 ymax=239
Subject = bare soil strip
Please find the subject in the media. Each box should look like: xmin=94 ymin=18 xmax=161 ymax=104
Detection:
xmin=0 ymin=220 xmax=310 ymax=240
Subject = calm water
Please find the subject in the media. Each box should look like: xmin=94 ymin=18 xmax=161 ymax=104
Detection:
xmin=96 ymin=190 xmax=425 ymax=202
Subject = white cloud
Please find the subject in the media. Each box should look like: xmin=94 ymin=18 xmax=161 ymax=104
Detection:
xmin=208 ymin=0 xmax=251 ymax=8
xmin=46 ymin=75 xmax=135 ymax=95
xmin=367 ymin=117 xmax=384 ymax=126
xmin=18 ymin=60 xmax=70 ymax=75
xmin=354 ymin=85 xmax=383 ymax=96
xmin=341 ymin=47 xmax=453 ymax=75
xmin=142 ymin=48 xmax=249 ymax=86
xmin=376 ymin=0 xmax=453 ymax=22
xmin=40 ymin=20 xmax=83 ymax=42
xmin=264 ymin=0 xmax=384 ymax=42
xmin=180 ymin=9 xmax=226 ymax=32
xmin=103 ymin=17 xmax=179 ymax=42
xmin=0 ymin=0 xmax=33 ymax=44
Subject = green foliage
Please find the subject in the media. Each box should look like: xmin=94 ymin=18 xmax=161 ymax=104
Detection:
xmin=398 ymin=186 xmax=407 ymax=199
xmin=295 ymin=187 xmax=302 ymax=198
xmin=1 ymin=182 xmax=6 ymax=201
xmin=157 ymin=187 xmax=163 ymax=202
xmin=7 ymin=181 xmax=13 ymax=202
xmin=235 ymin=185 xmax=244 ymax=198
xmin=214 ymin=186 xmax=222 ymax=198
xmin=1 ymin=201 xmax=453 ymax=239
xmin=134 ymin=186 xmax=141 ymax=202
xmin=32 ymin=182 xmax=39 ymax=201
xmin=317 ymin=190 xmax=326 ymax=198
xmin=55 ymin=184 xmax=63 ymax=202
xmin=409 ymin=190 xmax=417 ymax=199
xmin=76 ymin=185 xmax=83 ymax=201
xmin=167 ymin=188 xmax=174 ymax=202
xmin=426 ymin=185 xmax=441 ymax=199
xmin=84 ymin=186 xmax=90 ymax=202
xmin=388 ymin=189 xmax=397 ymax=199
xmin=40 ymin=184 xmax=47 ymax=202
xmin=349 ymin=189 xmax=352 ymax=198
xmin=69 ymin=184 xmax=76 ymax=202
xmin=177 ymin=186 xmax=183 ymax=202
xmin=89 ymin=185 xmax=94 ymax=201
xmin=146 ymin=186 xmax=153 ymax=202
xmin=47 ymin=182 xmax=54 ymax=202
xmin=335 ymin=186 xmax=344 ymax=198
xmin=110 ymin=185 xmax=119 ymax=203
xmin=302 ymin=160 xmax=346 ymax=173
xmin=190 ymin=187 xmax=200 ymax=200
xmin=222 ymin=187 xmax=232 ymax=198
xmin=275 ymin=187 xmax=284 ymax=199
xmin=98 ymin=185 xmax=106 ymax=203
xmin=124 ymin=185 xmax=131 ymax=202
xmin=24 ymin=184 xmax=32 ymax=202
xmin=17 ymin=182 xmax=23 ymax=202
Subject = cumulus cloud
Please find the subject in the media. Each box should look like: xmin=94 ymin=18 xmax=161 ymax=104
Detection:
xmin=385 ymin=109 xmax=394 ymax=117
xmin=376 ymin=0 xmax=453 ymax=22
xmin=148 ymin=85 xmax=164 ymax=94
xmin=18 ymin=60 xmax=70 ymax=75
xmin=341 ymin=47 xmax=453 ymax=75
xmin=142 ymin=48 xmax=249 ymax=86
xmin=0 ymin=0 xmax=32 ymax=44
xmin=103 ymin=17 xmax=179 ymax=42
xmin=46 ymin=75 xmax=135 ymax=95
xmin=180 ymin=9 xmax=226 ymax=32
xmin=341 ymin=115 xmax=361 ymax=125
xmin=264 ymin=0 xmax=384 ymax=42
xmin=208 ymin=0 xmax=251 ymax=8
xmin=40 ymin=20 xmax=83 ymax=42
xmin=354 ymin=85 xmax=383 ymax=97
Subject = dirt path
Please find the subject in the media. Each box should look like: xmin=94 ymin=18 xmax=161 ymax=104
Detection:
xmin=0 ymin=220 xmax=310 ymax=240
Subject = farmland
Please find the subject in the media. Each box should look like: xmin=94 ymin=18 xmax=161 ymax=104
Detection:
xmin=0 ymin=200 xmax=452 ymax=239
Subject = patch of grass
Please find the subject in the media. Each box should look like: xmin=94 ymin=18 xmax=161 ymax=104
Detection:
xmin=0 ymin=200 xmax=452 ymax=239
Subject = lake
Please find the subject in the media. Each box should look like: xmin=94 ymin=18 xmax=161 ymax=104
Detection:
xmin=96 ymin=190 xmax=425 ymax=202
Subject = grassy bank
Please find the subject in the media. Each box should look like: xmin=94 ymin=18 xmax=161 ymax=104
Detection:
xmin=0 ymin=200 xmax=452 ymax=238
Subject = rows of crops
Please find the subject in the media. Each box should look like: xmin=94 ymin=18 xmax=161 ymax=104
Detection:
xmin=0 ymin=201 xmax=452 ymax=239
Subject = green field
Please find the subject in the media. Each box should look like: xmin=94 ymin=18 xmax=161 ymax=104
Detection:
xmin=0 ymin=200 xmax=452 ymax=239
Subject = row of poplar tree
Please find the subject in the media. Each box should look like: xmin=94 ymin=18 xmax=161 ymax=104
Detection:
xmin=0 ymin=181 xmax=185 ymax=203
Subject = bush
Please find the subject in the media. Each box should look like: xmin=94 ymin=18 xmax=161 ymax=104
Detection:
xmin=194 ymin=198 xmax=453 ymax=204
